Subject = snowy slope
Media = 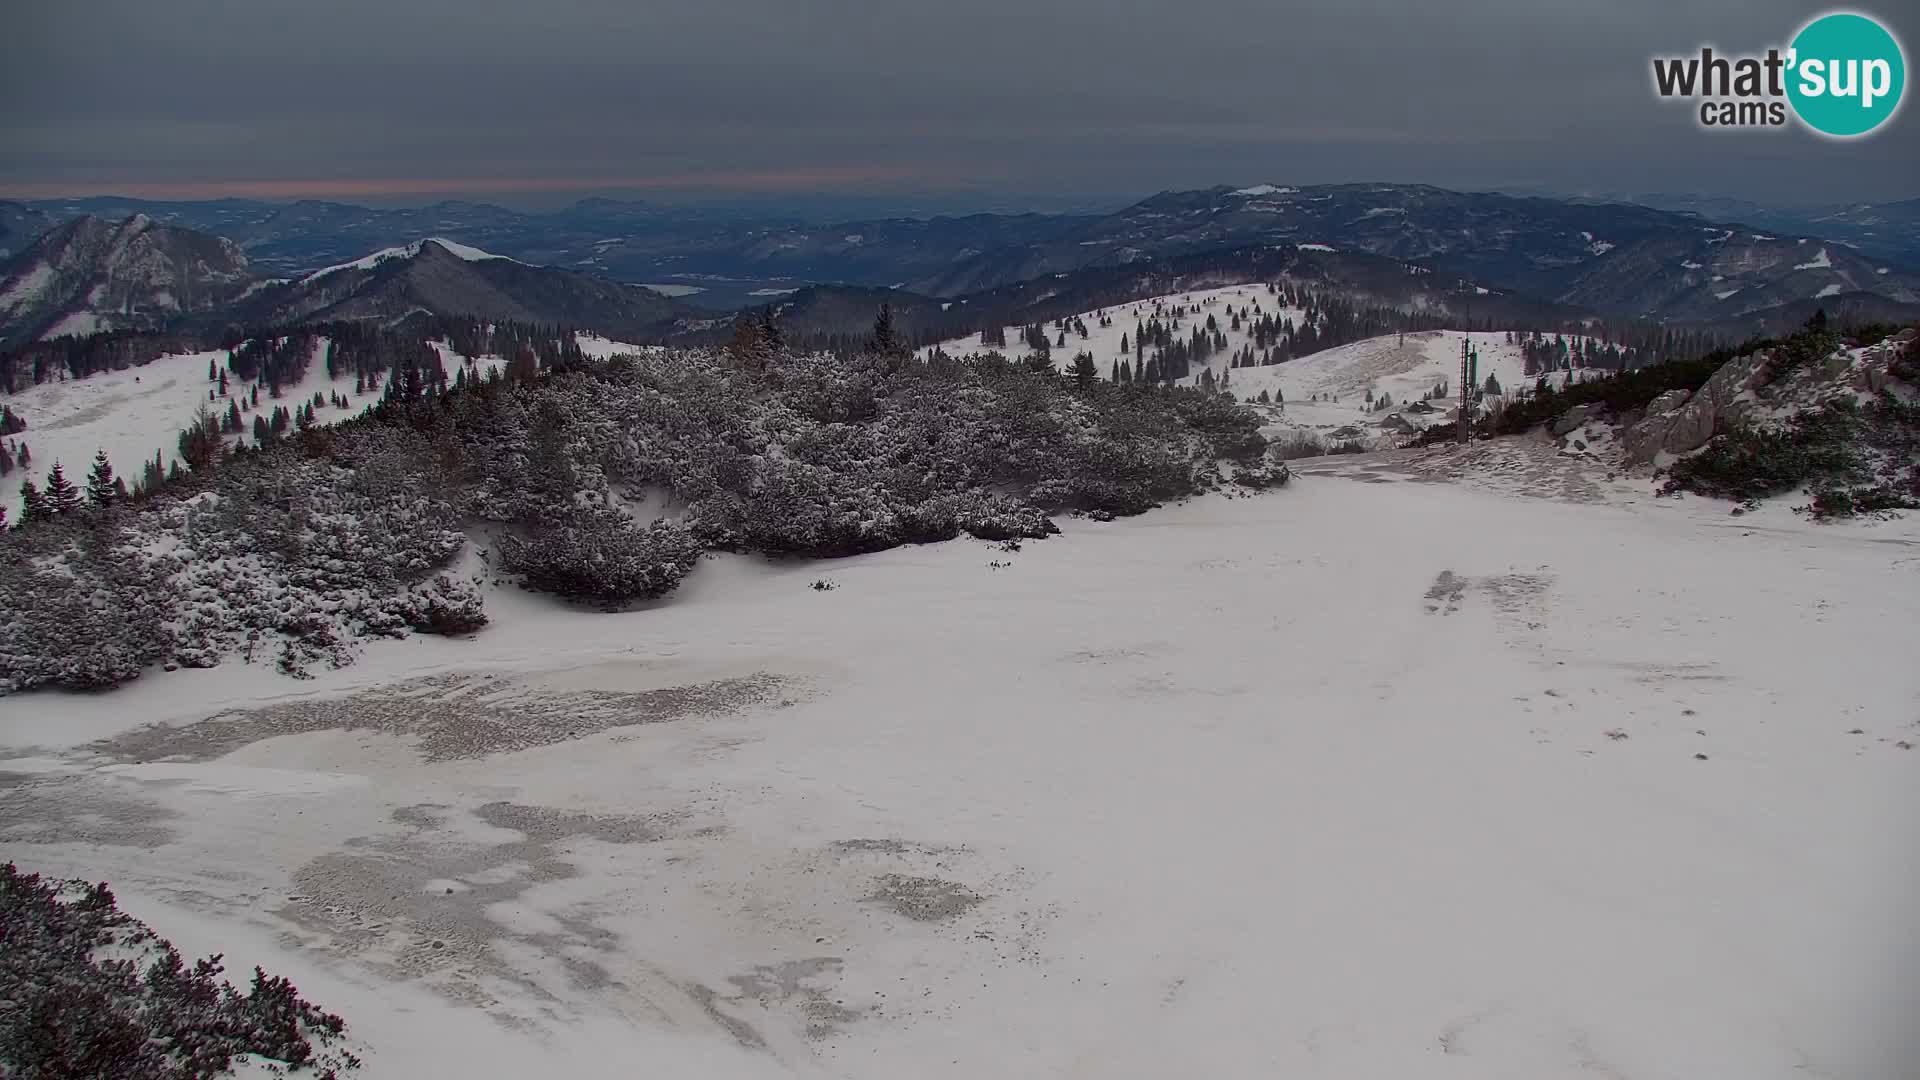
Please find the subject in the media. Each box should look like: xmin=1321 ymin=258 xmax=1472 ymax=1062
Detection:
xmin=1 ymin=473 xmax=1914 ymax=1078
xmin=919 ymin=283 xmax=1306 ymax=377
xmin=0 ymin=345 xmax=362 ymax=503
xmin=1 ymin=332 xmax=647 ymax=506
xmin=920 ymin=283 xmax=1585 ymax=444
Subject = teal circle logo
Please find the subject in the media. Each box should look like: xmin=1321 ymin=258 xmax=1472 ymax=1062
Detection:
xmin=1787 ymin=12 xmax=1906 ymax=137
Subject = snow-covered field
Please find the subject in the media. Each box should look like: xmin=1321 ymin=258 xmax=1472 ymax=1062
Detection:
xmin=3 ymin=455 xmax=1916 ymax=1078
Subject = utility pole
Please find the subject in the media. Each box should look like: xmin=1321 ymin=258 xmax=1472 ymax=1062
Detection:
xmin=1458 ymin=337 xmax=1473 ymax=446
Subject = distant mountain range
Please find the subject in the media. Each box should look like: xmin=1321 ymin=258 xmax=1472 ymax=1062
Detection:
xmin=0 ymin=221 xmax=697 ymax=349
xmin=1504 ymin=190 xmax=1920 ymax=269
xmin=0 ymin=215 xmax=256 ymax=346
xmin=3 ymin=183 xmax=1917 ymax=350
xmin=0 ymin=203 xmax=57 ymax=261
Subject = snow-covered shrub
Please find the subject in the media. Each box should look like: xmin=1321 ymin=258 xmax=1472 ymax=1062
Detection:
xmin=1 ymin=338 xmax=1282 ymax=690
xmin=1231 ymin=459 xmax=1293 ymax=489
xmin=496 ymin=510 xmax=703 ymax=609
xmin=0 ymin=526 xmax=172 ymax=692
xmin=0 ymin=862 xmax=360 ymax=1079
xmin=392 ymin=574 xmax=489 ymax=635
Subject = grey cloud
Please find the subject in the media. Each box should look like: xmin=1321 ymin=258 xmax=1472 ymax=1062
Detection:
xmin=2 ymin=0 xmax=1914 ymax=204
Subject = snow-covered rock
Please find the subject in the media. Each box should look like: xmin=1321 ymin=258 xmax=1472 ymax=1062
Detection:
xmin=1549 ymin=403 xmax=1598 ymax=437
xmin=1623 ymin=347 xmax=1778 ymax=464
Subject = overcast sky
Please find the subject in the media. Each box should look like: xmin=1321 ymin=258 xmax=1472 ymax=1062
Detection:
xmin=3 ymin=0 xmax=1915 ymax=210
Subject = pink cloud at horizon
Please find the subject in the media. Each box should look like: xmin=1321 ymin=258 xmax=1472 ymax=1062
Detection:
xmin=0 ymin=164 xmax=953 ymax=201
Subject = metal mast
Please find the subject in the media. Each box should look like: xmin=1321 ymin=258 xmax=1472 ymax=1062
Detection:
xmin=1458 ymin=338 xmax=1476 ymax=446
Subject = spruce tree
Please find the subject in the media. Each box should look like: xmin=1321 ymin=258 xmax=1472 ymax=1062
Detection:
xmin=44 ymin=463 xmax=83 ymax=515
xmin=1069 ymin=353 xmax=1099 ymax=388
xmin=17 ymin=478 xmax=46 ymax=525
xmin=758 ymin=307 xmax=784 ymax=353
xmin=86 ymin=449 xmax=120 ymax=509
xmin=729 ymin=318 xmax=770 ymax=371
xmin=870 ymin=303 xmax=902 ymax=358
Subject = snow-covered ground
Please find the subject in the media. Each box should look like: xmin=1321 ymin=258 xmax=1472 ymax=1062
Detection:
xmin=2 ymin=332 xmax=646 ymax=505
xmin=3 ymin=457 xmax=1916 ymax=1078
xmin=0 ymin=344 xmax=363 ymax=504
xmin=921 ymin=284 xmax=1588 ymax=444
xmin=921 ymin=284 xmax=1309 ymax=383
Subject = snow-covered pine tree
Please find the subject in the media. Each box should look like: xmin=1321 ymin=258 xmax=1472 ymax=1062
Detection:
xmin=44 ymin=462 xmax=83 ymax=515
xmin=870 ymin=303 xmax=902 ymax=358
xmin=17 ymin=478 xmax=47 ymax=525
xmin=86 ymin=450 xmax=121 ymax=509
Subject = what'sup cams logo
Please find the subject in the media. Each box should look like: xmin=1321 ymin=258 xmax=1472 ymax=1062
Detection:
xmin=1651 ymin=10 xmax=1906 ymax=137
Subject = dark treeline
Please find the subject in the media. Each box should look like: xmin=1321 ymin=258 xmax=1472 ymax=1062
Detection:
xmin=1509 ymin=325 xmax=1723 ymax=375
xmin=0 ymin=315 xmax=593 ymax=397
xmin=0 ymin=330 xmax=204 ymax=393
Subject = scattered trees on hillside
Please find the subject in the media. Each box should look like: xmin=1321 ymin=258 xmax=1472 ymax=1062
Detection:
xmin=0 ymin=308 xmax=1280 ymax=692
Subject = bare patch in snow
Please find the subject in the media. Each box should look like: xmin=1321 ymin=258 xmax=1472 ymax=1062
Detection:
xmin=281 ymin=799 xmax=675 ymax=1008
xmin=865 ymin=873 xmax=984 ymax=922
xmin=1423 ymin=570 xmax=1467 ymax=615
xmin=89 ymin=669 xmax=795 ymax=764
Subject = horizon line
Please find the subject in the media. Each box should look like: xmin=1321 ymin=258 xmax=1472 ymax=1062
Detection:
xmin=0 ymin=165 xmax=959 ymax=203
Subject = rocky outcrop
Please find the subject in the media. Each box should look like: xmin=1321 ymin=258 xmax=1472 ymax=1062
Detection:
xmin=1622 ymin=329 xmax=1915 ymax=464
xmin=1623 ymin=348 xmax=1774 ymax=463
xmin=1550 ymin=403 xmax=1598 ymax=436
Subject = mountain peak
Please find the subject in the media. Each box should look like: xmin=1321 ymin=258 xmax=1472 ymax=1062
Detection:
xmin=0 ymin=215 xmax=253 ymax=346
xmin=298 ymin=237 xmax=517 ymax=284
